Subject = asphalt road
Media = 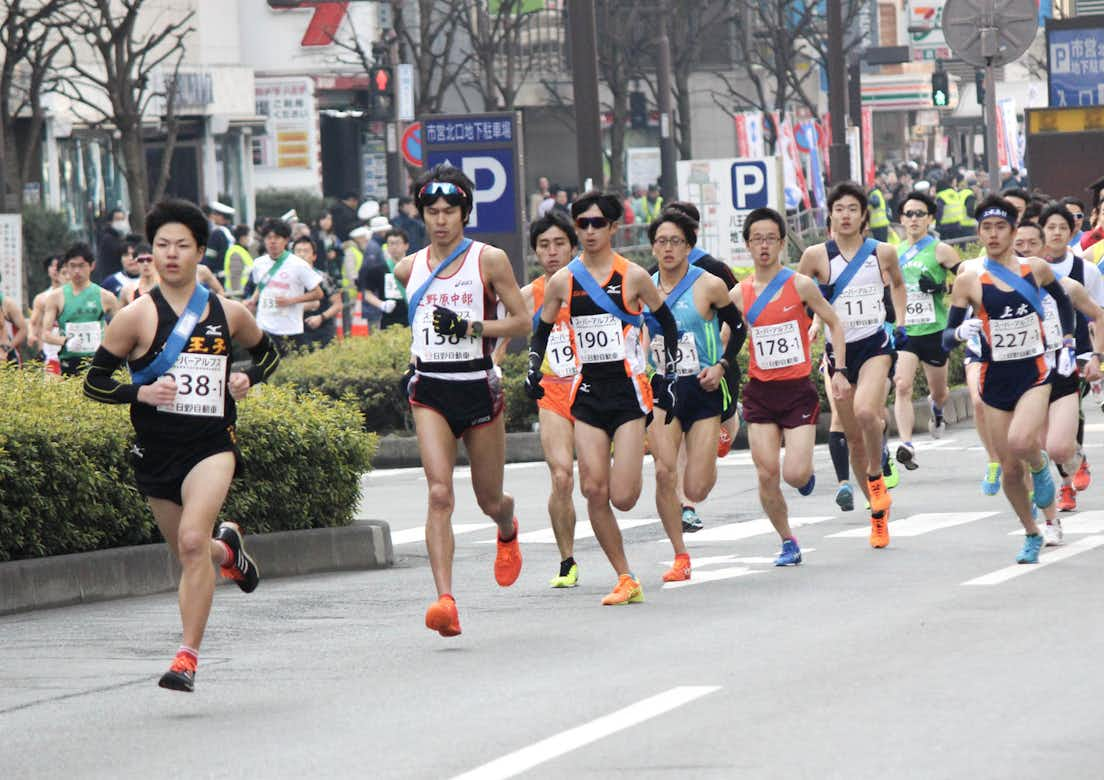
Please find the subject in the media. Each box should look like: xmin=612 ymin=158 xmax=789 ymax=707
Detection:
xmin=5 ymin=408 xmax=1104 ymax=779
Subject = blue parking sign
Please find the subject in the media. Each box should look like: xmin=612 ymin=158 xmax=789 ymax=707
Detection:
xmin=425 ymin=148 xmax=516 ymax=235
xmin=730 ymin=161 xmax=770 ymax=210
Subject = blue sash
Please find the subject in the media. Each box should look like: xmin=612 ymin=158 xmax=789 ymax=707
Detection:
xmin=644 ymin=265 xmax=704 ymax=332
xmin=983 ymin=259 xmax=1044 ymax=317
xmin=406 ymin=238 xmax=473 ymax=326
xmin=567 ymin=258 xmax=641 ymax=327
xmin=899 ymin=235 xmax=935 ymax=266
xmin=688 ymin=247 xmax=707 ymax=265
xmin=746 ymin=268 xmax=794 ymax=327
xmin=829 ymin=238 xmax=879 ymax=303
xmin=130 ymin=285 xmax=210 ymax=385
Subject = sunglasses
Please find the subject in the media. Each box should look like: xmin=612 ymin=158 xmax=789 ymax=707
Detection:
xmin=136 ymin=255 xmax=153 ymax=263
xmin=574 ymin=216 xmax=610 ymax=230
xmin=901 ymin=210 xmax=930 ymax=218
xmin=419 ymin=181 xmax=468 ymax=200
xmin=1070 ymin=213 xmax=1084 ymax=221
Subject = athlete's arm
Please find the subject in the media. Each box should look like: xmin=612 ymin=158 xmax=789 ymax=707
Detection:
xmin=4 ymin=299 xmax=26 ymax=349
xmin=705 ymin=275 xmax=746 ymax=362
xmin=936 ymin=242 xmax=962 ymax=272
xmin=40 ymin=290 xmax=67 ymax=346
xmin=942 ymin=272 xmax=982 ymax=352
xmin=101 ymin=288 xmax=122 ymax=319
xmin=496 ymin=283 xmax=533 ymax=365
xmin=631 ymin=265 xmax=679 ymax=374
xmin=28 ymin=293 xmax=44 ymax=347
xmin=84 ymin=303 xmax=172 ymax=406
xmin=1030 ymin=257 xmax=1075 ymax=337
xmin=796 ymin=245 xmax=829 ymax=284
xmin=1063 ymin=278 xmax=1104 ymax=382
xmin=796 ymin=274 xmax=850 ymax=398
xmin=224 ymin=299 xmax=280 ymax=399
xmin=392 ymin=253 xmax=415 ymax=287
xmin=197 ymin=265 xmax=225 ymax=296
xmin=475 ymin=246 xmax=530 ymax=339
xmin=878 ymin=243 xmax=908 ymax=327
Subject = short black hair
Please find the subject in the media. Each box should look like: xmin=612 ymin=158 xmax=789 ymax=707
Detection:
xmin=1020 ymin=202 xmax=1042 ymax=225
xmin=413 ymin=163 xmax=475 ymax=223
xmin=385 ymin=228 xmax=410 ymax=244
xmin=827 ymin=181 xmax=869 ymax=229
xmin=665 ymin=201 xmax=701 ymax=223
xmin=648 ymin=208 xmax=698 ymax=246
xmin=1039 ymin=202 xmax=1076 ymax=232
xmin=398 ymin=196 xmax=414 ymax=207
xmin=42 ymin=254 xmax=61 ymax=272
xmin=1000 ymin=187 xmax=1031 ymax=205
xmin=145 ymin=198 xmax=209 ymax=248
xmin=1060 ymin=196 xmax=1086 ymax=213
xmin=232 ymin=224 xmax=251 ymax=241
xmin=260 ymin=218 xmax=292 ymax=239
xmin=741 ymin=207 xmax=787 ymax=242
xmin=570 ymin=189 xmax=623 ymax=221
xmin=63 ymin=242 xmax=95 ymax=265
xmin=901 ymin=190 xmax=937 ymax=216
xmin=341 ymin=191 xmax=358 ymax=202
xmin=292 ymin=235 xmax=316 ymax=252
xmin=973 ymin=194 xmax=1019 ymax=227
xmin=529 ymin=211 xmax=578 ymax=250
xmin=1016 ymin=221 xmax=1044 ymax=241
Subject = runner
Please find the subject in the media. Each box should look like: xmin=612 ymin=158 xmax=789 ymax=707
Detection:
xmin=797 ymin=182 xmax=907 ymax=548
xmin=892 ymin=190 xmax=962 ymax=469
xmin=27 ymin=255 xmax=67 ymax=373
xmin=292 ymin=235 xmax=342 ymax=349
xmin=391 ymin=165 xmax=530 ymax=636
xmin=246 ymin=218 xmax=323 ymax=355
xmin=100 ymin=240 xmax=141 ymax=297
xmin=0 ymin=287 xmax=26 ymax=364
xmin=526 ymin=190 xmax=680 ymax=604
xmin=39 ymin=243 xmax=122 ymax=376
xmin=82 ymin=198 xmax=281 ymax=691
xmin=736 ymin=208 xmax=851 ymax=564
xmin=357 ymin=228 xmax=410 ymax=330
xmin=942 ymin=195 xmax=1071 ymax=563
xmin=643 ymin=208 xmax=747 ymax=582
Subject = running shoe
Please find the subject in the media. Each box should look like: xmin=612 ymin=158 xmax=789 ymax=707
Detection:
xmin=158 ymin=653 xmax=196 ymax=693
xmin=928 ymin=404 xmax=946 ymax=439
xmin=774 ymin=538 xmax=802 ymax=566
xmin=494 ymin=518 xmax=522 ymax=586
xmin=662 ymin=553 xmax=691 ymax=583
xmin=425 ymin=595 xmax=462 ymax=636
xmin=1016 ymin=533 xmax=1044 ymax=564
xmin=1058 ymin=484 xmax=1077 ymax=512
xmin=717 ymin=427 xmax=733 ymax=458
xmin=867 ymin=475 xmax=892 ymax=513
xmin=1074 ymin=457 xmax=1091 ymax=492
xmin=681 ymin=506 xmax=703 ymax=533
xmin=797 ymin=473 xmax=816 ymax=496
xmin=1044 ymin=520 xmax=1064 ymax=547
xmin=982 ymin=463 xmax=1002 ymax=496
xmin=835 ymin=482 xmax=855 ymax=512
xmin=215 ymin=521 xmax=260 ymax=594
xmin=869 ymin=511 xmax=890 ymax=549
xmin=549 ymin=563 xmax=579 ymax=588
xmin=601 ymin=573 xmax=644 ymax=605
xmin=896 ymin=442 xmax=919 ymax=471
xmin=1030 ymin=454 xmax=1057 ymax=509
xmin=884 ymin=456 xmax=900 ymax=489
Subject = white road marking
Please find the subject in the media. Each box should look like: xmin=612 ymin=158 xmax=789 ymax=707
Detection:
xmin=827 ymin=512 xmax=996 ymax=539
xmin=475 ymin=517 xmax=660 ymax=545
xmin=963 ymin=535 xmax=1104 ymax=586
xmin=913 ymin=438 xmax=960 ymax=451
xmin=390 ymin=523 xmax=494 ymax=546
xmin=1006 ymin=511 xmax=1104 ymax=535
xmin=662 ymin=566 xmax=765 ymax=588
xmin=660 ymin=550 xmax=818 ymax=569
xmin=672 ymin=516 xmax=834 ymax=545
xmin=450 ymin=686 xmax=721 ymax=780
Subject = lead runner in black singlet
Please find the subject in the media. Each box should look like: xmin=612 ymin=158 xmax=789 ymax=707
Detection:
xmin=83 ymin=198 xmax=281 ymax=693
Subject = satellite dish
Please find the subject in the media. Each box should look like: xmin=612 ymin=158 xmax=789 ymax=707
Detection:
xmin=942 ymin=0 xmax=1038 ymax=68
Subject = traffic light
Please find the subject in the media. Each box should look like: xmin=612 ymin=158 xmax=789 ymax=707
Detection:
xmin=975 ymin=69 xmax=986 ymax=106
xmin=931 ymin=70 xmax=949 ymax=108
xmin=630 ymin=91 xmax=647 ymax=129
xmin=369 ymin=66 xmax=394 ymax=120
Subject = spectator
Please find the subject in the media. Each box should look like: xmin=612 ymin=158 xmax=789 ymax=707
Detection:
xmin=357 ymin=226 xmax=409 ymax=331
xmin=355 ymin=216 xmax=390 ymax=332
xmin=95 ymin=208 xmax=129 ymax=282
xmin=203 ymin=201 xmax=235 ymax=276
xmin=638 ymin=183 xmax=664 ymax=223
xmin=530 ymin=175 xmax=551 ymax=217
xmin=551 ymin=189 xmax=570 ymax=217
xmin=312 ymin=210 xmax=343 ymax=282
xmin=224 ymin=225 xmax=255 ymax=297
xmin=292 ymin=235 xmax=342 ymax=350
xmin=331 ymin=191 xmax=360 ymax=242
xmin=390 ymin=196 xmax=428 ymax=252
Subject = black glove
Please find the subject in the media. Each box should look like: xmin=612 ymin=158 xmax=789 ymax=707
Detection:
xmin=892 ymin=325 xmax=909 ymax=350
xmin=651 ymin=374 xmax=677 ymax=423
xmin=399 ymin=363 xmax=415 ymax=398
xmin=917 ymin=274 xmax=943 ymax=294
xmin=432 ymin=305 xmax=469 ymax=337
xmin=524 ymin=351 xmax=545 ymax=400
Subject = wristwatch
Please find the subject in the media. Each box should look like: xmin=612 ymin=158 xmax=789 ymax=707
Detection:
xmin=470 ymin=320 xmax=484 ymax=339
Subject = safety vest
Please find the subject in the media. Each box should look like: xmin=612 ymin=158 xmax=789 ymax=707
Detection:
xmin=641 ymin=196 xmax=664 ymax=223
xmin=222 ymin=244 xmax=254 ymax=296
xmin=957 ymin=190 xmax=977 ymax=227
xmin=1089 ymin=238 xmax=1104 ymax=266
xmin=937 ymin=188 xmax=965 ymax=226
xmin=342 ymin=242 xmax=364 ymax=295
xmin=868 ymin=189 xmax=890 ymax=229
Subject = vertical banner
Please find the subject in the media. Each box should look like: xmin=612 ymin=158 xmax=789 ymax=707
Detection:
xmin=999 ymin=98 xmax=1020 ymax=170
xmin=861 ymin=107 xmax=875 ymax=186
xmin=734 ymin=114 xmax=749 ymax=158
xmin=801 ymin=121 xmax=827 ymax=209
xmin=847 ymin=126 xmax=863 ymax=187
xmin=745 ymin=112 xmax=765 ymax=159
xmin=777 ymin=114 xmax=811 ymax=210
xmin=994 ymin=107 xmax=1009 ymax=168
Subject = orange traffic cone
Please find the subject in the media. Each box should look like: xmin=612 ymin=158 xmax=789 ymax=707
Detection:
xmin=351 ymin=293 xmax=369 ymax=337
xmin=334 ymin=303 xmax=344 ymax=341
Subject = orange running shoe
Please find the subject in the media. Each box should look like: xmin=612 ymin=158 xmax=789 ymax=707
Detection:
xmin=869 ymin=511 xmax=890 ymax=548
xmin=158 ymin=652 xmax=197 ymax=692
xmin=425 ymin=595 xmax=461 ymax=637
xmin=601 ymin=573 xmax=644 ymax=605
xmin=1074 ymin=457 xmax=1091 ymax=492
xmin=717 ymin=427 xmax=733 ymax=458
xmin=494 ymin=518 xmax=522 ymax=586
xmin=867 ymin=474 xmax=891 ymax=514
xmin=662 ymin=553 xmax=691 ymax=582
xmin=1057 ymin=484 xmax=1077 ymax=512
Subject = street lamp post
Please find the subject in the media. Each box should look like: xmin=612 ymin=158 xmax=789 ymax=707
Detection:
xmin=827 ymin=0 xmax=851 ymax=183
xmin=656 ymin=18 xmax=677 ymax=200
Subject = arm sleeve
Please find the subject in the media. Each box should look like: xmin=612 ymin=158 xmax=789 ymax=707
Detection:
xmin=942 ymin=305 xmax=967 ymax=353
xmin=244 ymin=332 xmax=281 ymax=386
xmin=715 ymin=303 xmax=746 ymax=364
xmin=83 ymin=346 xmax=140 ymax=405
xmin=652 ymin=302 xmax=679 ymax=376
xmin=1044 ymin=279 xmax=1075 ymax=336
xmin=528 ymin=318 xmax=553 ymax=373
xmin=883 ymin=285 xmax=897 ymax=325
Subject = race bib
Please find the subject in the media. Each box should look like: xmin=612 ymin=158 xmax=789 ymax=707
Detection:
xmin=384 ymin=273 xmax=403 ymax=300
xmin=259 ymin=292 xmax=283 ymax=312
xmin=988 ymin=313 xmax=1043 ymax=362
xmin=158 ymin=354 xmax=227 ymax=417
xmin=751 ymin=319 xmax=804 ymax=370
xmin=545 ymin=324 xmax=578 ymax=377
xmin=413 ymin=307 xmax=481 ymax=363
xmin=650 ymin=333 xmax=700 ymax=376
xmin=833 ymin=284 xmax=884 ymax=331
xmin=571 ymin=313 xmax=625 ymax=364
xmin=1042 ymin=296 xmax=1062 ymax=352
xmin=65 ymin=321 xmax=102 ymax=354
xmin=905 ymin=289 xmax=936 ymax=326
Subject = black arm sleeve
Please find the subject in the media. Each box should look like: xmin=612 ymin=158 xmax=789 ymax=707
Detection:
xmin=652 ymin=302 xmax=679 ymax=375
xmin=529 ymin=318 xmax=553 ymax=365
xmin=716 ymin=303 xmax=746 ymax=365
xmin=1044 ymin=279 xmax=1075 ymax=337
xmin=942 ymin=305 xmax=967 ymax=353
xmin=882 ymin=285 xmax=897 ymax=325
xmin=244 ymin=332 xmax=281 ymax=386
xmin=83 ymin=346 xmax=140 ymax=405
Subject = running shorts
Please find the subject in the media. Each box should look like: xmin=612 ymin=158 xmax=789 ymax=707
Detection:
xmin=1049 ymin=369 xmax=1081 ymax=403
xmin=537 ymin=377 xmax=575 ymax=423
xmin=899 ymin=331 xmax=949 ymax=368
xmin=409 ymin=372 xmax=504 ymax=438
xmin=571 ymin=374 xmax=651 ymax=438
xmin=130 ymin=426 xmax=243 ymax=505
xmin=824 ymin=328 xmax=896 ymax=386
xmin=979 ymin=359 xmax=1049 ymax=412
xmin=662 ymin=376 xmax=724 ymax=429
xmin=741 ymin=377 xmax=821 ymax=429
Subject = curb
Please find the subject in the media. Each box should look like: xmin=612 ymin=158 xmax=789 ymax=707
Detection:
xmin=0 ymin=520 xmax=393 ymax=617
xmin=371 ymin=387 xmax=975 ymax=468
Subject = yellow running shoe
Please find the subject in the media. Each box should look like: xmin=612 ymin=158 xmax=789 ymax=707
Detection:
xmin=549 ymin=563 xmax=579 ymax=588
xmin=601 ymin=573 xmax=644 ymax=605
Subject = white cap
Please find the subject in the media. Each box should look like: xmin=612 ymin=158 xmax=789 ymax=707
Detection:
xmin=208 ymin=201 xmax=235 ymax=217
xmin=358 ymin=200 xmax=380 ymax=221
xmin=369 ymin=215 xmax=392 ymax=233
xmin=280 ymin=209 xmax=298 ymax=223
xmin=349 ymin=226 xmax=371 ymax=239
xmin=915 ymin=180 xmax=931 ymax=192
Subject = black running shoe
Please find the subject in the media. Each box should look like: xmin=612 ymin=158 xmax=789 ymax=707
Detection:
xmin=158 ymin=656 xmax=196 ymax=692
xmin=216 ymin=521 xmax=260 ymax=593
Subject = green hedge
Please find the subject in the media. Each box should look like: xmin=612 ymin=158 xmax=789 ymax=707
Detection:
xmin=0 ymin=367 xmax=376 ymax=562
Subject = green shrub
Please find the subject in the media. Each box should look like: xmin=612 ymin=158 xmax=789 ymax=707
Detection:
xmin=255 ymin=188 xmax=326 ymax=225
xmin=0 ymin=367 xmax=375 ymax=562
xmin=22 ymin=204 xmax=78 ymax=300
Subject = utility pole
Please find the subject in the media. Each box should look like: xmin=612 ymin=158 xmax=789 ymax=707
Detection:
xmin=567 ymin=0 xmax=604 ymax=190
xmin=827 ymin=0 xmax=851 ymax=183
xmin=656 ymin=16 xmax=677 ymax=199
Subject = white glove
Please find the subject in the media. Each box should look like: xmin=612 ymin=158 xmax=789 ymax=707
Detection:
xmin=65 ymin=335 xmax=83 ymax=352
xmin=1058 ymin=338 xmax=1077 ymax=377
xmin=381 ymin=300 xmax=397 ymax=314
xmin=955 ymin=318 xmax=984 ymax=343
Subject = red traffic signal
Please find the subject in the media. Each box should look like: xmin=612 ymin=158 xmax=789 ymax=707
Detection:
xmin=371 ymin=67 xmax=392 ymax=95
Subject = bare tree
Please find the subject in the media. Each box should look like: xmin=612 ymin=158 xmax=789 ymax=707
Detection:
xmin=390 ymin=0 xmax=468 ymax=116
xmin=54 ymin=0 xmax=194 ymax=234
xmin=595 ymin=0 xmax=653 ymax=191
xmin=458 ymin=0 xmax=542 ymax=111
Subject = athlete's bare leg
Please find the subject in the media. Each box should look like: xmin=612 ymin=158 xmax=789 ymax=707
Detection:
xmin=893 ymin=350 xmax=920 ymax=443
xmin=982 ymin=386 xmax=1050 ymax=533
xmin=923 ymin=361 xmax=950 ymax=414
xmin=781 ymin=423 xmax=817 ymax=490
xmin=830 ymin=377 xmax=871 ymax=499
xmin=966 ymin=362 xmax=997 ymax=461
xmin=1045 ymin=393 xmax=1081 ymax=476
xmin=647 ymin=410 xmax=686 ymax=557
xmin=539 ymin=408 xmax=576 ymax=561
xmin=463 ymin=413 xmax=516 ymax=538
xmin=853 ymin=355 xmax=893 ymax=480
xmin=576 ymin=419 xmax=638 ymax=575
xmin=681 ymin=415 xmax=721 ymax=502
xmin=413 ymin=406 xmax=460 ymax=597
xmin=749 ymin=423 xmax=793 ymax=539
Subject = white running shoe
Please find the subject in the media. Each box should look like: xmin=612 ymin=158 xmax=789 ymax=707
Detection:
xmin=1044 ymin=520 xmax=1064 ymax=547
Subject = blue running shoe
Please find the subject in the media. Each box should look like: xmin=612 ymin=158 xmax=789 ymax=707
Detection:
xmin=774 ymin=538 xmax=802 ymax=566
xmin=835 ymin=482 xmax=854 ymax=512
xmin=798 ymin=474 xmax=816 ymax=496
xmin=982 ymin=463 xmax=1001 ymax=496
xmin=681 ymin=506 xmax=703 ymax=533
xmin=1031 ymin=454 xmax=1056 ymax=508
xmin=1016 ymin=533 xmax=1043 ymax=564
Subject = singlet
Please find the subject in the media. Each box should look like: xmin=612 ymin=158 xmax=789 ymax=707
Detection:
xmin=406 ymin=241 xmax=498 ymax=381
xmin=1046 ymin=252 xmax=1094 ymax=355
xmin=898 ymin=238 xmax=949 ymax=337
xmin=532 ymin=275 xmax=577 ymax=380
xmin=568 ymin=253 xmax=647 ymax=382
xmin=128 ymin=288 xmax=235 ymax=445
xmin=646 ymin=267 xmax=720 ymax=376
xmin=58 ymin=283 xmax=106 ymax=358
xmin=740 ymin=271 xmax=813 ymax=382
xmin=976 ymin=261 xmax=1047 ymax=368
xmin=824 ymin=240 xmax=885 ymax=345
